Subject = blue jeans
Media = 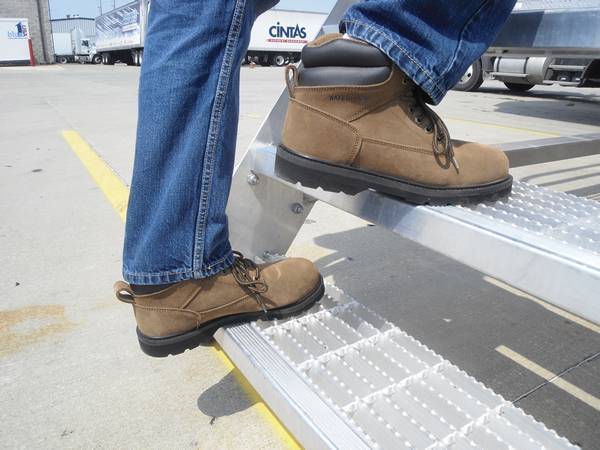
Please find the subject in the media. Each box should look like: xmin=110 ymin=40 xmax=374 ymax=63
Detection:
xmin=123 ymin=0 xmax=516 ymax=284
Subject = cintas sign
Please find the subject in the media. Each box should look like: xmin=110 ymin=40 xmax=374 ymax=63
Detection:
xmin=268 ymin=21 xmax=307 ymax=42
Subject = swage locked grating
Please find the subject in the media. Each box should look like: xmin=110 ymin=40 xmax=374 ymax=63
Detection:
xmin=248 ymin=284 xmax=578 ymax=449
xmin=457 ymin=181 xmax=600 ymax=257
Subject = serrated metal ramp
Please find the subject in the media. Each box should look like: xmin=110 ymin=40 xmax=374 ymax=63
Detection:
xmin=224 ymin=0 xmax=600 ymax=328
xmin=228 ymin=143 xmax=600 ymax=324
xmin=215 ymin=285 xmax=578 ymax=449
xmin=220 ymin=0 xmax=599 ymax=446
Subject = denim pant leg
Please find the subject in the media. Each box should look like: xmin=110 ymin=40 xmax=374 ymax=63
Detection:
xmin=123 ymin=0 xmax=265 ymax=284
xmin=341 ymin=0 xmax=517 ymax=104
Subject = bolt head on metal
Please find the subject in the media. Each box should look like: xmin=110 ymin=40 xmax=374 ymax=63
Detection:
xmin=246 ymin=173 xmax=259 ymax=185
xmin=291 ymin=203 xmax=304 ymax=214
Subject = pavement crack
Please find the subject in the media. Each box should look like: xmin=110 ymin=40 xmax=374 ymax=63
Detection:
xmin=512 ymin=350 xmax=600 ymax=404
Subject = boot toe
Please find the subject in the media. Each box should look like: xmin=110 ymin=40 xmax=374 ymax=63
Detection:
xmin=452 ymin=140 xmax=510 ymax=186
xmin=262 ymin=257 xmax=321 ymax=307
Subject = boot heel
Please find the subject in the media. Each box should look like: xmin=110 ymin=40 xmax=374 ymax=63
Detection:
xmin=276 ymin=146 xmax=365 ymax=195
xmin=137 ymin=327 xmax=214 ymax=357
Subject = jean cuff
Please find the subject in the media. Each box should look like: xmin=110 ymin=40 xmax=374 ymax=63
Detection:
xmin=123 ymin=250 xmax=235 ymax=284
xmin=340 ymin=19 xmax=446 ymax=105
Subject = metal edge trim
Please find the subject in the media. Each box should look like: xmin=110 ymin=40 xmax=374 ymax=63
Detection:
xmin=215 ymin=323 xmax=370 ymax=450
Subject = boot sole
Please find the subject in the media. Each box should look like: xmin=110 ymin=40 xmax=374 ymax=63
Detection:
xmin=276 ymin=145 xmax=513 ymax=205
xmin=136 ymin=275 xmax=325 ymax=357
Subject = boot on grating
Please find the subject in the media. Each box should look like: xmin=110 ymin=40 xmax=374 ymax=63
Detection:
xmin=277 ymin=33 xmax=512 ymax=205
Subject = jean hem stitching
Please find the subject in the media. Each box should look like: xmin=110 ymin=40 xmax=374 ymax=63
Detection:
xmin=123 ymin=252 xmax=235 ymax=284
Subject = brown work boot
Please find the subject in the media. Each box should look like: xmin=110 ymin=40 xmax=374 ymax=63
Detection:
xmin=114 ymin=252 xmax=323 ymax=357
xmin=277 ymin=34 xmax=512 ymax=204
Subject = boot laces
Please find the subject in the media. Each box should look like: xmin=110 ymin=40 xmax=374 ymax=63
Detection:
xmin=230 ymin=251 xmax=269 ymax=313
xmin=407 ymin=84 xmax=459 ymax=172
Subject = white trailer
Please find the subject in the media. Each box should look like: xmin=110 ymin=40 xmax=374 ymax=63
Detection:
xmin=95 ymin=5 xmax=326 ymax=67
xmin=0 ymin=18 xmax=30 ymax=65
xmin=52 ymin=32 xmax=71 ymax=58
xmin=52 ymin=28 xmax=95 ymax=64
xmin=95 ymin=0 xmax=150 ymax=66
xmin=246 ymin=9 xmax=327 ymax=66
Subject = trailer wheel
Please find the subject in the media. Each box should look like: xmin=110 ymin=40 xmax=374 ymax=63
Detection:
xmin=101 ymin=53 xmax=113 ymax=65
xmin=57 ymin=56 xmax=69 ymax=64
xmin=272 ymin=54 xmax=287 ymax=67
xmin=504 ymin=82 xmax=535 ymax=92
xmin=454 ymin=59 xmax=484 ymax=92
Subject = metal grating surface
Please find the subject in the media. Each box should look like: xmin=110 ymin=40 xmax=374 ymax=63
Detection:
xmin=244 ymin=140 xmax=600 ymax=321
xmin=246 ymin=284 xmax=578 ymax=449
xmin=455 ymin=181 xmax=600 ymax=258
xmin=514 ymin=0 xmax=600 ymax=11
xmin=515 ymin=0 xmax=600 ymax=11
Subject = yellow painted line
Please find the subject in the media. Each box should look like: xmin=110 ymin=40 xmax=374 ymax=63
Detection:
xmin=483 ymin=276 xmax=600 ymax=334
xmin=496 ymin=345 xmax=600 ymax=411
xmin=242 ymin=113 xmax=264 ymax=119
xmin=214 ymin=345 xmax=302 ymax=449
xmin=61 ymin=130 xmax=129 ymax=221
xmin=62 ymin=129 xmax=300 ymax=448
xmin=446 ymin=117 xmax=561 ymax=138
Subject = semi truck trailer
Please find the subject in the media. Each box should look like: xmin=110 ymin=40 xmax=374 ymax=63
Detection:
xmin=95 ymin=2 xmax=326 ymax=67
xmin=95 ymin=0 xmax=149 ymax=66
xmin=52 ymin=28 xmax=97 ymax=64
xmin=246 ymin=9 xmax=327 ymax=66
xmin=455 ymin=0 xmax=600 ymax=92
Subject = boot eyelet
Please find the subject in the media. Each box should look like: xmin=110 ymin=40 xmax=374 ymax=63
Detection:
xmin=409 ymin=107 xmax=415 ymax=113
xmin=426 ymin=126 xmax=433 ymax=133
xmin=416 ymin=117 xmax=422 ymax=124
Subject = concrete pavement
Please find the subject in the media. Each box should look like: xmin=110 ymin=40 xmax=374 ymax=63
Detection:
xmin=1 ymin=64 xmax=599 ymax=449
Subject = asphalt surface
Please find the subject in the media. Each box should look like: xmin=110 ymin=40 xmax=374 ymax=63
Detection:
xmin=1 ymin=63 xmax=599 ymax=449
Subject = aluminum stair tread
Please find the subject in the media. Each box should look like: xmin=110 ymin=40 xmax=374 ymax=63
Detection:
xmin=245 ymin=144 xmax=600 ymax=323
xmin=216 ymin=284 xmax=578 ymax=449
xmin=450 ymin=180 xmax=600 ymax=260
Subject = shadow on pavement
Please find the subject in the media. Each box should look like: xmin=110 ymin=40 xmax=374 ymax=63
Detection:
xmin=197 ymin=371 xmax=256 ymax=420
xmin=477 ymin=86 xmax=600 ymax=105
xmin=519 ymin=162 xmax=600 ymax=183
xmin=468 ymin=85 xmax=600 ymax=127
xmin=568 ymin=184 xmax=600 ymax=200
xmin=492 ymin=99 xmax=599 ymax=127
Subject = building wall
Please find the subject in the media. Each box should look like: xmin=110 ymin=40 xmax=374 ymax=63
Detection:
xmin=0 ymin=0 xmax=54 ymax=64
xmin=51 ymin=17 xmax=96 ymax=36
